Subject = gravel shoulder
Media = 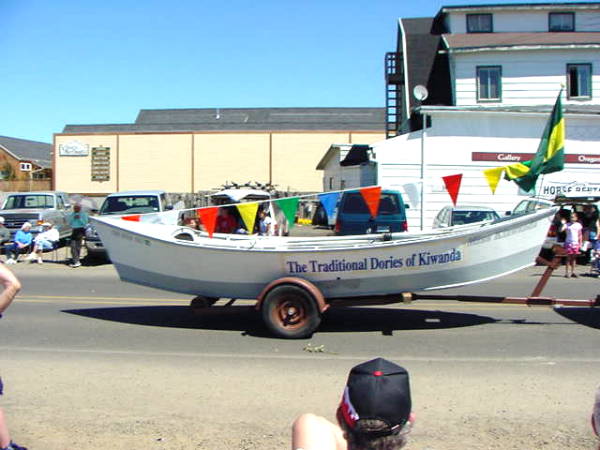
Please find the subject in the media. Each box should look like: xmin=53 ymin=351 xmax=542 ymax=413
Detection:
xmin=2 ymin=351 xmax=598 ymax=450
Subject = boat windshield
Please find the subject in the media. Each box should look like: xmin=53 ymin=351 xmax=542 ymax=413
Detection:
xmin=100 ymin=195 xmax=160 ymax=215
xmin=2 ymin=194 xmax=55 ymax=209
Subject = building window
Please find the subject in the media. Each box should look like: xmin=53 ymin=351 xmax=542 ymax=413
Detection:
xmin=549 ymin=12 xmax=574 ymax=32
xmin=477 ymin=66 xmax=502 ymax=102
xmin=567 ymin=64 xmax=592 ymax=99
xmin=467 ymin=14 xmax=493 ymax=33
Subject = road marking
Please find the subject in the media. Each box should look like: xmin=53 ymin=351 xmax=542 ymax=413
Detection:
xmin=20 ymin=294 xmax=189 ymax=302
xmin=0 ymin=346 xmax=599 ymax=363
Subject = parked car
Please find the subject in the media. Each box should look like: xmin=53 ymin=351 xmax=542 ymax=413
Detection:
xmin=433 ymin=205 xmax=500 ymax=228
xmin=85 ymin=190 xmax=173 ymax=258
xmin=334 ymin=190 xmax=408 ymax=235
xmin=0 ymin=191 xmax=72 ymax=240
xmin=506 ymin=198 xmax=556 ymax=252
xmin=507 ymin=197 xmax=554 ymax=217
xmin=542 ymin=196 xmax=600 ymax=259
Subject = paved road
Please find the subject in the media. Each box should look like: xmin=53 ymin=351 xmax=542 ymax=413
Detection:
xmin=1 ymin=260 xmax=599 ymax=449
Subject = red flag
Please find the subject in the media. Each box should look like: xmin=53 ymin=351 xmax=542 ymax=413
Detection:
xmin=442 ymin=174 xmax=463 ymax=206
xmin=122 ymin=215 xmax=141 ymax=222
xmin=359 ymin=186 xmax=382 ymax=218
xmin=197 ymin=207 xmax=219 ymax=238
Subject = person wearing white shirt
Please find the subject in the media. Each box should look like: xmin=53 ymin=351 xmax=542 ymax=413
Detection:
xmin=26 ymin=222 xmax=59 ymax=264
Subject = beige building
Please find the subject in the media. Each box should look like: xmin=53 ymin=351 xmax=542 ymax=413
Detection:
xmin=54 ymin=108 xmax=385 ymax=195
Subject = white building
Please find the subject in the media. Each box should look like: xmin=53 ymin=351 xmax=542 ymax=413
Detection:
xmin=318 ymin=107 xmax=600 ymax=230
xmin=325 ymin=2 xmax=600 ymax=230
xmin=386 ymin=2 xmax=600 ymax=135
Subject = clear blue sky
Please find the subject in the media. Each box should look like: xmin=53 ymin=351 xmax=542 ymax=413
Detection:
xmin=1 ymin=0 xmax=573 ymax=143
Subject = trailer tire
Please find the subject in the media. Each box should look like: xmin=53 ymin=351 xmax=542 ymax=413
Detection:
xmin=261 ymin=285 xmax=321 ymax=339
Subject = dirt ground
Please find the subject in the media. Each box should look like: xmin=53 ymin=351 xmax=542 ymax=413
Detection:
xmin=1 ymin=350 xmax=598 ymax=450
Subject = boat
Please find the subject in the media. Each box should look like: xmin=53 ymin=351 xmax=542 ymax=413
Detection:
xmin=92 ymin=205 xmax=557 ymax=338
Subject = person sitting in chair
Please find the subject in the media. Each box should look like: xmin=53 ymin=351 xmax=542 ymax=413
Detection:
xmin=25 ymin=223 xmax=59 ymax=264
xmin=5 ymin=223 xmax=33 ymax=265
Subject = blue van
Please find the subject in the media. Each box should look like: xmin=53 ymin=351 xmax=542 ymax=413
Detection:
xmin=334 ymin=190 xmax=408 ymax=235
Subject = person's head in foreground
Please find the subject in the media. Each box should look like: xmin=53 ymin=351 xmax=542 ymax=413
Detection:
xmin=337 ymin=358 xmax=412 ymax=450
xmin=292 ymin=357 xmax=413 ymax=450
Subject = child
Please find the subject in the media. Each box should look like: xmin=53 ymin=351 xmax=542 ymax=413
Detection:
xmin=562 ymin=212 xmax=583 ymax=278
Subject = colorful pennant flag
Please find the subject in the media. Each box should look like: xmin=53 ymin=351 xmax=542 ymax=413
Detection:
xmin=318 ymin=192 xmax=340 ymax=220
xmin=196 ymin=207 xmax=219 ymax=238
xmin=486 ymin=90 xmax=565 ymax=193
xmin=483 ymin=167 xmax=505 ymax=194
xmin=236 ymin=202 xmax=259 ymax=233
xmin=122 ymin=215 xmax=141 ymax=222
xmin=359 ymin=186 xmax=382 ymax=218
xmin=402 ymin=182 xmax=421 ymax=207
xmin=442 ymin=174 xmax=463 ymax=206
xmin=274 ymin=197 xmax=299 ymax=230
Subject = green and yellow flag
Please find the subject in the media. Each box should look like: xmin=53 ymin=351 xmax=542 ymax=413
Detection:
xmin=502 ymin=90 xmax=565 ymax=192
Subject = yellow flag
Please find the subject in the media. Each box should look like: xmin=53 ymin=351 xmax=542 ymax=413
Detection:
xmin=483 ymin=167 xmax=505 ymax=194
xmin=236 ymin=202 xmax=259 ymax=233
xmin=503 ymin=162 xmax=531 ymax=179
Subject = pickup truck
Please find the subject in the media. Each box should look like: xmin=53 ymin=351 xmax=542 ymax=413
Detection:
xmin=0 ymin=191 xmax=72 ymax=240
xmin=85 ymin=190 xmax=173 ymax=258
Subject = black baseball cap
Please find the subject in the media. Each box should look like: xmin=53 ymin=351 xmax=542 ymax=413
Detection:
xmin=339 ymin=358 xmax=411 ymax=436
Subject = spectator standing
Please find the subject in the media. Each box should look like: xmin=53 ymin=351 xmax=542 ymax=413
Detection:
xmin=562 ymin=212 xmax=583 ymax=278
xmin=292 ymin=357 xmax=414 ymax=450
xmin=5 ymin=223 xmax=32 ymax=265
xmin=67 ymin=204 xmax=89 ymax=268
xmin=0 ymin=260 xmax=26 ymax=450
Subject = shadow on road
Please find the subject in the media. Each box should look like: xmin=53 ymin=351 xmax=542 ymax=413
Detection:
xmin=62 ymin=305 xmax=497 ymax=338
xmin=554 ymin=307 xmax=600 ymax=330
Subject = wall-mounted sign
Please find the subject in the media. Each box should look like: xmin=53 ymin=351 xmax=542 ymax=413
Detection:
xmin=19 ymin=162 xmax=32 ymax=172
xmin=472 ymin=152 xmax=600 ymax=164
xmin=539 ymin=180 xmax=600 ymax=197
xmin=91 ymin=147 xmax=110 ymax=182
xmin=59 ymin=140 xmax=89 ymax=156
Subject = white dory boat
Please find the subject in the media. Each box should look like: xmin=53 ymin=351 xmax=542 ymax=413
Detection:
xmin=92 ymin=206 xmax=557 ymax=338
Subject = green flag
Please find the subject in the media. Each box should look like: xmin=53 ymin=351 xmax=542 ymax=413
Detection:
xmin=503 ymin=91 xmax=565 ymax=192
xmin=274 ymin=197 xmax=299 ymax=229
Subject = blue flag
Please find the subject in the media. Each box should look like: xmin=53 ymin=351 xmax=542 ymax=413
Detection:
xmin=318 ymin=192 xmax=340 ymax=220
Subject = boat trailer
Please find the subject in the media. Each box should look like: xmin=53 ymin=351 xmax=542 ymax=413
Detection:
xmin=191 ymin=246 xmax=599 ymax=339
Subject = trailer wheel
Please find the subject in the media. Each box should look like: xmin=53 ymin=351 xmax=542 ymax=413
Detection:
xmin=261 ymin=285 xmax=321 ymax=339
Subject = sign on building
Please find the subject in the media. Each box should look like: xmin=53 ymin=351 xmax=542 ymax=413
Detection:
xmin=59 ymin=140 xmax=89 ymax=156
xmin=91 ymin=147 xmax=110 ymax=182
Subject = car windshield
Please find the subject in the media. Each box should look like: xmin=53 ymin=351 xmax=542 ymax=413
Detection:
xmin=99 ymin=195 xmax=160 ymax=215
xmin=2 ymin=194 xmax=54 ymax=209
xmin=342 ymin=193 xmax=400 ymax=215
xmin=452 ymin=210 xmax=498 ymax=225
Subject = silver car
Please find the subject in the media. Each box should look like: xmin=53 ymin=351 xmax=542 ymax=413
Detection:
xmin=433 ymin=205 xmax=500 ymax=228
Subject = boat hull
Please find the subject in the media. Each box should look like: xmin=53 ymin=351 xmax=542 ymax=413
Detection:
xmin=93 ymin=208 xmax=556 ymax=299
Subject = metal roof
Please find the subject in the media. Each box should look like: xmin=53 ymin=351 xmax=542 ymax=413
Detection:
xmin=63 ymin=107 xmax=385 ymax=134
xmin=0 ymin=136 xmax=51 ymax=168
xmin=440 ymin=2 xmax=600 ymax=13
xmin=443 ymin=32 xmax=600 ymax=52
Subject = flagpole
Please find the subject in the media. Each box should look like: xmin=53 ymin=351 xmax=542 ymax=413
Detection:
xmin=420 ymin=113 xmax=428 ymax=231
